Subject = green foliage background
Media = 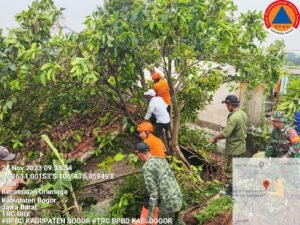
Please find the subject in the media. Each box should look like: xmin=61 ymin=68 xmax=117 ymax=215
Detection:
xmin=0 ymin=0 xmax=286 ymax=149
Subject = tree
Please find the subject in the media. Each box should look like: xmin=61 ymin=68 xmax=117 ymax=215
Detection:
xmin=131 ymin=0 xmax=285 ymax=166
xmin=0 ymin=0 xmax=110 ymax=145
xmin=0 ymin=0 xmax=285 ymax=168
xmin=0 ymin=0 xmax=65 ymax=143
xmin=79 ymin=0 xmax=285 ymax=167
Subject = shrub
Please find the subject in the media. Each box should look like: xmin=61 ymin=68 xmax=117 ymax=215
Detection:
xmin=195 ymin=196 xmax=233 ymax=224
xmin=109 ymin=174 xmax=144 ymax=218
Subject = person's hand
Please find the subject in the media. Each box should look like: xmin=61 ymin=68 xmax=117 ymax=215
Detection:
xmin=211 ymin=137 xmax=217 ymax=144
xmin=280 ymin=155 xmax=289 ymax=163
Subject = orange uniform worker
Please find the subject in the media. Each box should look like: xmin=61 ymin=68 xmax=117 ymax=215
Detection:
xmin=152 ymin=72 xmax=171 ymax=114
xmin=137 ymin=121 xmax=166 ymax=157
xmin=135 ymin=121 xmax=166 ymax=225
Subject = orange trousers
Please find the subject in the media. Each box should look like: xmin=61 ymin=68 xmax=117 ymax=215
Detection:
xmin=133 ymin=207 xmax=159 ymax=225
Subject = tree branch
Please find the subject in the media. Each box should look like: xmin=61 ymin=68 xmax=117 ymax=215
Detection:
xmin=104 ymin=60 xmax=137 ymax=125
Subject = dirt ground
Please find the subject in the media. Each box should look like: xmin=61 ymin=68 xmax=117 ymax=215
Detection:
xmin=204 ymin=212 xmax=232 ymax=225
xmin=183 ymin=207 xmax=232 ymax=225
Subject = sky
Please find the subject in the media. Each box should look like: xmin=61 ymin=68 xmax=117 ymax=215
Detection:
xmin=0 ymin=0 xmax=104 ymax=33
xmin=0 ymin=0 xmax=299 ymax=53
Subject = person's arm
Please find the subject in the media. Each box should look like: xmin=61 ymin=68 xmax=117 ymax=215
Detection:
xmin=283 ymin=129 xmax=300 ymax=158
xmin=144 ymin=101 xmax=154 ymax=121
xmin=153 ymin=83 xmax=158 ymax=93
xmin=211 ymin=118 xmax=236 ymax=143
xmin=285 ymin=143 xmax=300 ymax=158
xmin=143 ymin=169 xmax=158 ymax=221
xmin=211 ymin=133 xmax=225 ymax=143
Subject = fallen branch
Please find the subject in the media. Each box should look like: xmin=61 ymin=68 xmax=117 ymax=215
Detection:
xmin=222 ymin=211 xmax=232 ymax=225
xmin=182 ymin=193 xmax=219 ymax=215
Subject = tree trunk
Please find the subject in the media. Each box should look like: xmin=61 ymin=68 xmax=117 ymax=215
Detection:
xmin=138 ymin=66 xmax=146 ymax=89
xmin=165 ymin=58 xmax=191 ymax=170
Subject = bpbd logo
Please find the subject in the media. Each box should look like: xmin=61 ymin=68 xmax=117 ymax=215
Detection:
xmin=264 ymin=0 xmax=300 ymax=35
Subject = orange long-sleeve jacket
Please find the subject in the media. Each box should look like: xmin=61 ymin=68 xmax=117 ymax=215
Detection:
xmin=144 ymin=134 xmax=166 ymax=157
xmin=153 ymin=79 xmax=171 ymax=106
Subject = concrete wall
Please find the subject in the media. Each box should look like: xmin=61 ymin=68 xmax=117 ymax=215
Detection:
xmin=197 ymin=82 xmax=240 ymax=128
xmin=198 ymin=82 xmax=266 ymax=128
xmin=239 ymin=83 xmax=266 ymax=126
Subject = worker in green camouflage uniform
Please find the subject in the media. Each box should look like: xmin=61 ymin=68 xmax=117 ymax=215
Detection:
xmin=211 ymin=95 xmax=248 ymax=194
xmin=265 ymin=111 xmax=300 ymax=158
xmin=134 ymin=142 xmax=185 ymax=225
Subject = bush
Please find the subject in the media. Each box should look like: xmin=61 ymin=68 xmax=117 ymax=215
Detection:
xmin=195 ymin=196 xmax=233 ymax=224
xmin=109 ymin=174 xmax=144 ymax=218
xmin=277 ymin=79 xmax=300 ymax=120
xmin=179 ymin=126 xmax=213 ymax=152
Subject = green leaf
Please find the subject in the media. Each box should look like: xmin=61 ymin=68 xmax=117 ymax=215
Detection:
xmin=4 ymin=101 xmax=13 ymax=110
xmin=107 ymin=35 xmax=114 ymax=47
xmin=150 ymin=21 xmax=155 ymax=31
xmin=130 ymin=126 xmax=135 ymax=133
xmin=40 ymin=73 xmax=46 ymax=86
xmin=32 ymin=183 xmax=53 ymax=197
xmin=47 ymin=68 xmax=54 ymax=80
xmin=114 ymin=153 xmax=125 ymax=161
xmin=41 ymin=63 xmax=53 ymax=71
xmin=31 ymin=42 xmax=37 ymax=50
xmin=8 ymin=64 xmax=17 ymax=71
xmin=41 ymin=134 xmax=64 ymax=166
xmin=13 ymin=142 xmax=19 ymax=149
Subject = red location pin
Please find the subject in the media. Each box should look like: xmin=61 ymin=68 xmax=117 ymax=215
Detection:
xmin=263 ymin=180 xmax=270 ymax=190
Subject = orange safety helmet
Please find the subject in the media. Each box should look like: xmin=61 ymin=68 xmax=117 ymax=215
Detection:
xmin=137 ymin=121 xmax=154 ymax=132
xmin=151 ymin=72 xmax=161 ymax=80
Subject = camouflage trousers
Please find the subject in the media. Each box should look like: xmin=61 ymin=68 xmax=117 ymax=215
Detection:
xmin=158 ymin=211 xmax=185 ymax=225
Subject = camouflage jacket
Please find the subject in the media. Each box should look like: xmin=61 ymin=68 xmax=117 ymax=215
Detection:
xmin=266 ymin=125 xmax=300 ymax=158
xmin=142 ymin=157 xmax=182 ymax=219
